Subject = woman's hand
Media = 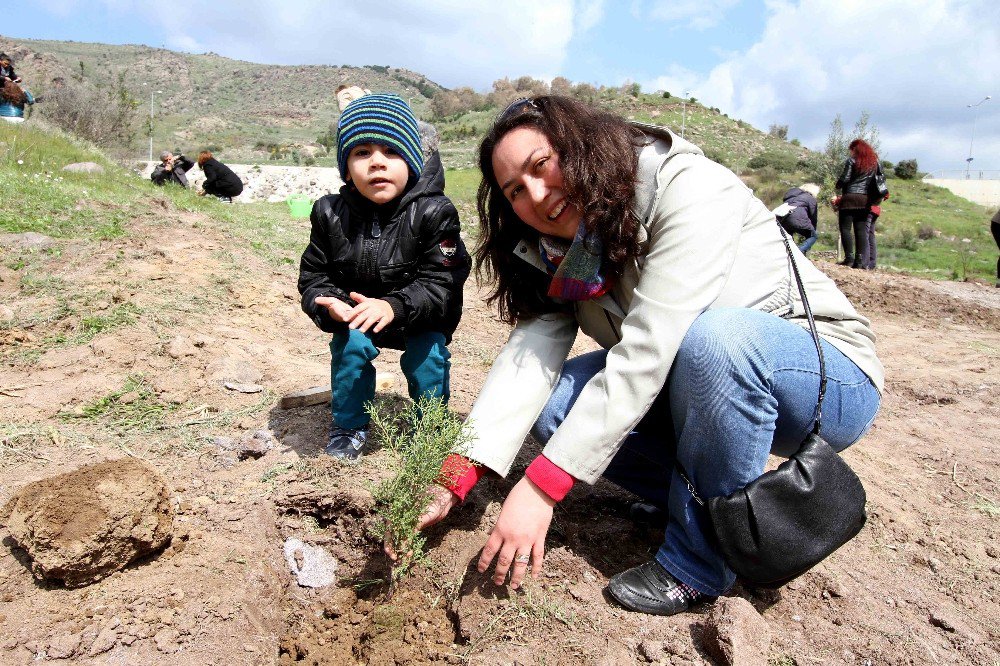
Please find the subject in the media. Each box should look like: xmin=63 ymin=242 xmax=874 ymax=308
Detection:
xmin=347 ymin=292 xmax=394 ymax=333
xmin=478 ymin=476 xmax=554 ymax=589
xmin=314 ymin=295 xmax=353 ymax=323
xmin=384 ymin=484 xmax=459 ymax=561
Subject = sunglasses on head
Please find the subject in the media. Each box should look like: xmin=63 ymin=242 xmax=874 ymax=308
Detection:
xmin=496 ymin=97 xmax=539 ymax=123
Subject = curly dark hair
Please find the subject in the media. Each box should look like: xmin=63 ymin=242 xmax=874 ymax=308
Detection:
xmin=476 ymin=95 xmax=646 ymax=324
xmin=0 ymin=80 xmax=27 ymax=106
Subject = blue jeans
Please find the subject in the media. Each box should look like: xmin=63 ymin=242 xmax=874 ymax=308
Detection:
xmin=330 ymin=329 xmax=451 ymax=428
xmin=797 ymin=230 xmax=818 ymax=254
xmin=530 ymin=308 xmax=880 ymax=596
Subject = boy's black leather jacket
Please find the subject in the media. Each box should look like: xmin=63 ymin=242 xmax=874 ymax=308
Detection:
xmin=297 ymin=152 xmax=470 ymax=349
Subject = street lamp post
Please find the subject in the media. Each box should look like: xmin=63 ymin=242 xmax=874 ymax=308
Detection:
xmin=681 ymin=89 xmax=692 ymax=139
xmin=965 ymin=95 xmax=991 ymax=179
xmin=148 ymin=88 xmax=163 ymax=161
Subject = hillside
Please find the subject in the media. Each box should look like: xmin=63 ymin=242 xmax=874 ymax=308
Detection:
xmin=0 ymin=35 xmax=444 ymax=163
xmin=2 ymin=115 xmax=1000 ymax=666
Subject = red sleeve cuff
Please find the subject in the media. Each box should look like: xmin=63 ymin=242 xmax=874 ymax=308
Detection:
xmin=525 ymin=455 xmax=576 ymax=502
xmin=439 ymin=453 xmax=486 ymax=502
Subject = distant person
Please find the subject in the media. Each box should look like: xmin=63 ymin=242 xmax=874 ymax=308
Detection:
xmin=831 ymin=195 xmax=886 ymax=271
xmin=335 ymin=84 xmax=370 ymax=112
xmin=196 ymin=151 xmax=244 ymax=202
xmin=774 ymin=183 xmax=820 ymax=253
xmin=298 ymin=93 xmax=471 ymax=460
xmin=835 ymin=139 xmax=885 ymax=268
xmin=860 ymin=198 xmax=886 ymax=271
xmin=0 ymin=54 xmax=21 ymax=84
xmin=992 ymin=209 xmax=1000 ymax=288
xmin=150 ymin=151 xmax=194 ymax=187
xmin=0 ymin=80 xmax=34 ymax=123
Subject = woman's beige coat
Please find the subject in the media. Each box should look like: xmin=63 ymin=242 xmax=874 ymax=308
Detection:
xmin=464 ymin=126 xmax=884 ymax=485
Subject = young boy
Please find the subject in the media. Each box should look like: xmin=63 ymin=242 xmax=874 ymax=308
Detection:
xmin=0 ymin=54 xmax=22 ymax=84
xmin=298 ymin=94 xmax=470 ymax=460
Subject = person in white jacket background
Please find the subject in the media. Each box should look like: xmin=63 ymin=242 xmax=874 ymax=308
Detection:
xmin=393 ymin=95 xmax=884 ymax=617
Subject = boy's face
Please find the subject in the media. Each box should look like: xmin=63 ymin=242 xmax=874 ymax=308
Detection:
xmin=345 ymin=143 xmax=410 ymax=205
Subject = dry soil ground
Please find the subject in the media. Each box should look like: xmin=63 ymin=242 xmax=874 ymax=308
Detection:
xmin=0 ymin=203 xmax=998 ymax=665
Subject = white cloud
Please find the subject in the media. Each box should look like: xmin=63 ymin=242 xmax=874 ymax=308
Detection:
xmin=575 ymin=0 xmax=607 ymax=33
xmin=56 ymin=0 xmax=580 ymax=90
xmin=642 ymin=0 xmax=742 ymax=30
xmin=645 ymin=0 xmax=1000 ymax=171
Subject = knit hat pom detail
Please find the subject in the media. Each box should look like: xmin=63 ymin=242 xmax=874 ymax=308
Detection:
xmin=337 ymin=93 xmax=424 ymax=180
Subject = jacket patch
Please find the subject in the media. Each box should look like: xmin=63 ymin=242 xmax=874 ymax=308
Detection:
xmin=439 ymin=238 xmax=459 ymax=265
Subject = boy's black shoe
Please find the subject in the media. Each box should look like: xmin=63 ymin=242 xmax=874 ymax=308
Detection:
xmin=608 ymin=560 xmax=714 ymax=616
xmin=325 ymin=426 xmax=368 ymax=460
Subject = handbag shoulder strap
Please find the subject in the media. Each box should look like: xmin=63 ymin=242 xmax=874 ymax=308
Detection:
xmin=674 ymin=228 xmax=827 ymax=505
xmin=780 ymin=229 xmax=827 ymax=434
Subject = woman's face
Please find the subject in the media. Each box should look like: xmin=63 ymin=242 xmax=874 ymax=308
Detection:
xmin=491 ymin=126 xmax=581 ymax=240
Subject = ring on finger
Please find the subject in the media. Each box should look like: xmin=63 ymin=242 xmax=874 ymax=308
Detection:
xmin=514 ymin=554 xmax=530 ymax=564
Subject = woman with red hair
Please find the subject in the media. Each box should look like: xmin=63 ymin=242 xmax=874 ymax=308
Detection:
xmin=835 ymin=139 xmax=881 ymax=268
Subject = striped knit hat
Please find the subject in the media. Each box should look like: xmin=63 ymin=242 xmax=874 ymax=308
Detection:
xmin=336 ymin=94 xmax=424 ymax=180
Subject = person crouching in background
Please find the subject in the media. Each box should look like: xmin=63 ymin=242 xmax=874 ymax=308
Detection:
xmin=775 ymin=183 xmax=820 ymax=253
xmin=197 ymin=151 xmax=244 ymax=202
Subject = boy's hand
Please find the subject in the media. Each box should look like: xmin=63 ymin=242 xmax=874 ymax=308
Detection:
xmin=384 ymin=485 xmax=458 ymax=561
xmin=314 ymin=295 xmax=353 ymax=323
xmin=347 ymin=292 xmax=394 ymax=333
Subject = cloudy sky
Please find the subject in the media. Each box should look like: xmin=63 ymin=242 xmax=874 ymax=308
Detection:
xmin=8 ymin=0 xmax=1000 ymax=173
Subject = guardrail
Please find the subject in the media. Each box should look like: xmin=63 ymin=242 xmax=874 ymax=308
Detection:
xmin=924 ymin=170 xmax=1000 ymax=180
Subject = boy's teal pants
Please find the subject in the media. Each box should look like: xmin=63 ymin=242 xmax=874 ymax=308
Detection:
xmin=329 ymin=329 xmax=451 ymax=428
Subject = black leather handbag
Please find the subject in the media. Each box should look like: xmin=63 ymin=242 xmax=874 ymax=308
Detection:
xmin=675 ymin=230 xmax=868 ymax=589
xmin=868 ymin=164 xmax=889 ymax=204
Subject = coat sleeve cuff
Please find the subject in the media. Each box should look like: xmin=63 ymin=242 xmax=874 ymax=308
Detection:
xmin=525 ymin=455 xmax=576 ymax=502
xmin=382 ymin=296 xmax=407 ymax=324
xmin=439 ymin=453 xmax=486 ymax=502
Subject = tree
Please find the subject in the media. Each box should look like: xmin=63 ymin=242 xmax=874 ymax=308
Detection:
xmin=551 ymin=76 xmax=572 ymax=96
xmin=894 ymin=159 xmax=919 ymax=180
xmin=823 ymin=114 xmax=847 ymax=187
xmin=768 ymin=124 xmax=789 ymax=140
xmin=851 ymin=110 xmax=881 ymax=157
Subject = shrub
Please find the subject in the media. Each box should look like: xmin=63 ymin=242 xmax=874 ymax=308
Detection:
xmin=883 ymin=226 xmax=918 ymax=251
xmin=662 ymin=91 xmax=672 ymax=99
xmin=41 ymin=74 xmax=140 ymax=150
xmin=747 ymin=150 xmax=798 ymax=172
xmin=369 ymin=395 xmax=472 ymax=584
xmin=767 ymin=124 xmax=789 ymax=140
xmin=917 ymin=224 xmax=936 ymax=240
xmin=894 ymin=159 xmax=919 ymax=180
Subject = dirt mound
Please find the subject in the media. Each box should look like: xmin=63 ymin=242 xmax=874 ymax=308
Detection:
xmin=1 ymin=457 xmax=173 ymax=587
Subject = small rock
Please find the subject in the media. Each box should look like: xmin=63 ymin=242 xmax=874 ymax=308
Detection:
xmin=166 ymin=336 xmax=197 ymax=359
xmin=244 ymin=644 xmax=258 ymax=653
xmin=0 ymin=232 xmax=54 ymax=250
xmin=582 ymin=570 xmax=597 ymax=583
xmin=62 ymin=162 xmax=105 ymax=174
xmin=926 ymin=557 xmax=942 ymax=573
xmin=154 ymin=628 xmax=181 ymax=653
xmin=985 ymin=545 xmax=998 ymax=559
xmin=929 ymin=611 xmax=956 ymax=633
xmin=47 ymin=632 xmax=82 ymax=659
xmin=702 ymin=597 xmax=772 ymax=666
xmin=88 ymin=626 xmax=118 ymax=656
xmin=824 ymin=581 xmax=847 ymax=598
xmin=638 ymin=640 xmax=665 ymax=662
xmin=0 ymin=305 xmax=14 ymax=321
xmin=224 ymin=381 xmax=264 ymax=394
xmin=283 ymin=537 xmax=337 ymax=588
xmin=568 ymin=584 xmax=587 ymax=601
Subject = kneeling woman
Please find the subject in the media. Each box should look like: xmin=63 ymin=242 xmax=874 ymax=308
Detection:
xmin=197 ymin=150 xmax=244 ymax=201
xmin=406 ymin=96 xmax=883 ymax=616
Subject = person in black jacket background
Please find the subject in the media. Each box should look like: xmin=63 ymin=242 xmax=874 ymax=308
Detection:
xmin=776 ymin=183 xmax=820 ymax=253
xmin=298 ymin=94 xmax=470 ymax=459
xmin=197 ymin=151 xmax=244 ymax=202
xmin=835 ymin=139 xmax=881 ymax=268
xmin=150 ymin=151 xmax=194 ymax=187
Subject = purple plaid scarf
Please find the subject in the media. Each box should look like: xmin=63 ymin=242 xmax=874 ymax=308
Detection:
xmin=538 ymin=225 xmax=613 ymax=301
